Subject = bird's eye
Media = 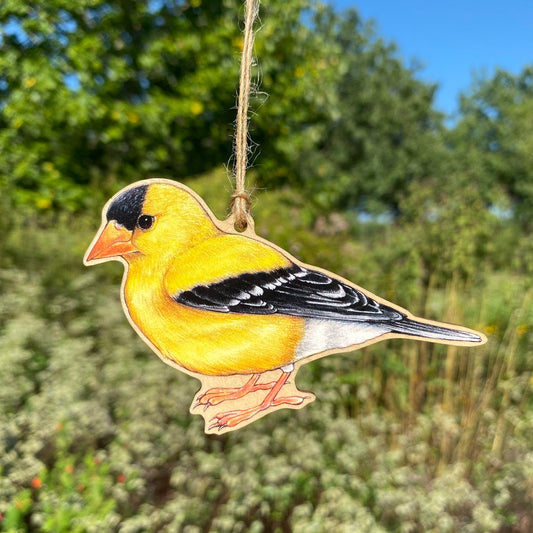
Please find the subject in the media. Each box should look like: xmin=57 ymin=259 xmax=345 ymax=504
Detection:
xmin=137 ymin=215 xmax=155 ymax=230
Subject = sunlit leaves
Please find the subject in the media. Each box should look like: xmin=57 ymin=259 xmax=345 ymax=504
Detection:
xmin=453 ymin=66 xmax=533 ymax=223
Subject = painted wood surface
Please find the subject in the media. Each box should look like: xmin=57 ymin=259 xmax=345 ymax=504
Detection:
xmin=84 ymin=179 xmax=486 ymax=433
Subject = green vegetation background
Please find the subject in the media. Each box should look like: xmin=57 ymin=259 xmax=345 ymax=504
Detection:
xmin=1 ymin=1 xmax=532 ymax=531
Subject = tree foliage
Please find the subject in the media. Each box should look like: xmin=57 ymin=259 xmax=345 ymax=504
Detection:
xmin=452 ymin=67 xmax=533 ymax=223
xmin=1 ymin=0 xmax=245 ymax=209
xmin=0 ymin=0 xmax=453 ymax=217
xmin=286 ymin=10 xmax=447 ymax=214
xmin=1 ymin=0 xmax=533 ymax=227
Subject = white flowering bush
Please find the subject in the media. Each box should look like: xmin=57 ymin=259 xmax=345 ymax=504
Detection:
xmin=1 ymin=211 xmax=532 ymax=533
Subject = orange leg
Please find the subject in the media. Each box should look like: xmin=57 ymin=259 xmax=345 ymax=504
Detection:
xmin=195 ymin=374 xmax=277 ymax=410
xmin=208 ymin=370 xmax=307 ymax=431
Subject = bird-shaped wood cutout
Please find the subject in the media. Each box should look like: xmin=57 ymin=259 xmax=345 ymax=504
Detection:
xmin=84 ymin=179 xmax=486 ymax=433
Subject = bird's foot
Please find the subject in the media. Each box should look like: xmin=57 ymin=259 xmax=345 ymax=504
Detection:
xmin=195 ymin=374 xmax=276 ymax=410
xmin=208 ymin=394 xmax=308 ymax=431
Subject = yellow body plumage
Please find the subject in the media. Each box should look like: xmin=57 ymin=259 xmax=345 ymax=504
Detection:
xmin=124 ymin=236 xmax=304 ymax=376
xmin=114 ymin=183 xmax=304 ymax=376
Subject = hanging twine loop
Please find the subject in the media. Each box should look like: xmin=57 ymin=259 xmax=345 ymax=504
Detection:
xmin=230 ymin=0 xmax=260 ymax=231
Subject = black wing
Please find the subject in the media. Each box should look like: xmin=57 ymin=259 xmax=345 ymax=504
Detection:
xmin=174 ymin=264 xmax=405 ymax=323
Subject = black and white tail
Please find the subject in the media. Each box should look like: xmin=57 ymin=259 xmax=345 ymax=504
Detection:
xmin=390 ymin=317 xmax=483 ymax=344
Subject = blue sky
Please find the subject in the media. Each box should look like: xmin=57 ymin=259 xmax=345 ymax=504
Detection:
xmin=330 ymin=0 xmax=533 ymax=118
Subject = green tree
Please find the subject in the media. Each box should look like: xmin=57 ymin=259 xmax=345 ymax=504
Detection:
xmin=0 ymin=0 xmax=245 ymax=210
xmin=281 ymin=9 xmax=448 ymax=215
xmin=0 ymin=0 xmax=343 ymax=212
xmin=1 ymin=1 xmax=455 ymax=219
xmin=451 ymin=66 xmax=533 ymax=224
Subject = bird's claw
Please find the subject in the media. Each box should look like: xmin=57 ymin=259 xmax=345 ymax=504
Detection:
xmin=194 ymin=388 xmax=238 ymax=410
xmin=194 ymin=388 xmax=230 ymax=410
xmin=192 ymin=399 xmax=213 ymax=411
xmin=208 ymin=409 xmax=253 ymax=431
xmin=207 ymin=395 xmax=309 ymax=431
xmin=194 ymin=379 xmax=278 ymax=411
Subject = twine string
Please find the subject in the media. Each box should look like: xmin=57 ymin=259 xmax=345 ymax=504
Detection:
xmin=231 ymin=0 xmax=260 ymax=231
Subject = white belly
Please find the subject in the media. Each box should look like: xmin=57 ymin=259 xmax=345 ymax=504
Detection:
xmin=295 ymin=319 xmax=387 ymax=360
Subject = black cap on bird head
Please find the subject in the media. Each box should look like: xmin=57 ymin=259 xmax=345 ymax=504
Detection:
xmin=106 ymin=184 xmax=148 ymax=231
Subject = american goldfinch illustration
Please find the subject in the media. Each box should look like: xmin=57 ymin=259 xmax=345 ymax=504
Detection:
xmin=84 ymin=179 xmax=486 ymax=433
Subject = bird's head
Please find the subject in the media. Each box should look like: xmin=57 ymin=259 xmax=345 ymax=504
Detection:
xmin=84 ymin=179 xmax=219 ymax=265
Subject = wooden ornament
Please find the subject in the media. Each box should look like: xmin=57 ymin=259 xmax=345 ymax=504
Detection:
xmin=84 ymin=178 xmax=486 ymax=434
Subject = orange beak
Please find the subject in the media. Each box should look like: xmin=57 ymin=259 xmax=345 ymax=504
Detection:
xmin=85 ymin=221 xmax=136 ymax=262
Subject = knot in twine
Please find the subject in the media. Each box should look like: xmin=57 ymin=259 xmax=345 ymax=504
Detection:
xmin=230 ymin=191 xmax=252 ymax=231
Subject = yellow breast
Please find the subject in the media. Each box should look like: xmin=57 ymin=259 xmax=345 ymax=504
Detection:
xmin=123 ymin=261 xmax=304 ymax=376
